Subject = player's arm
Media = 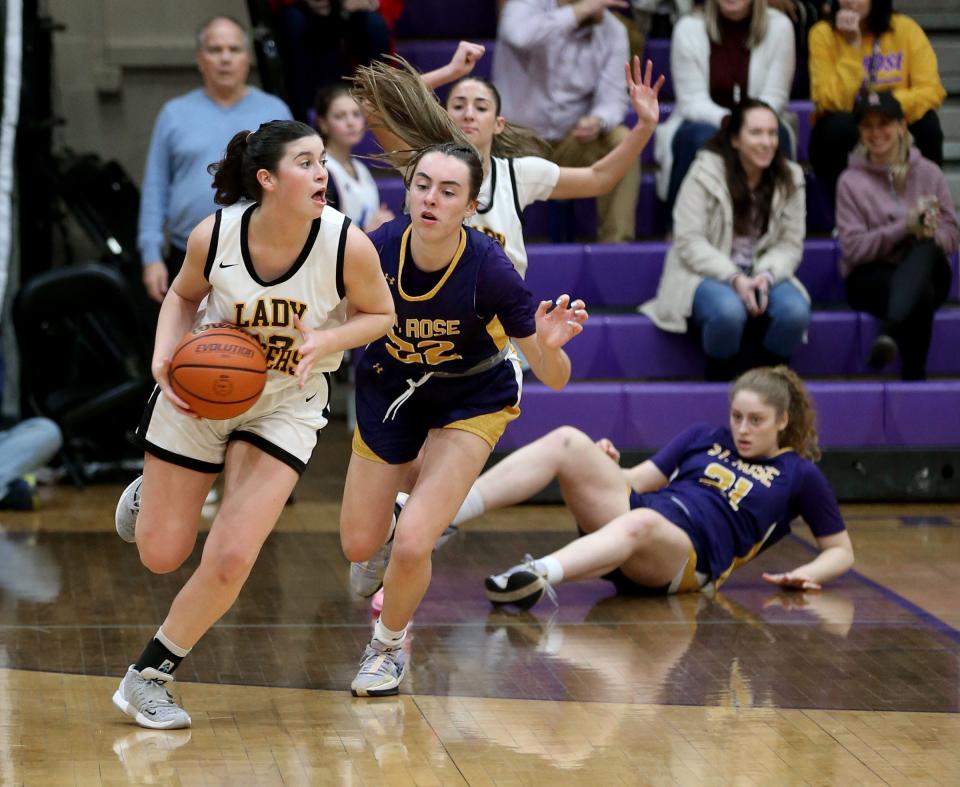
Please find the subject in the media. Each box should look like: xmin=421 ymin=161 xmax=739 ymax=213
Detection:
xmin=763 ymin=530 xmax=855 ymax=591
xmin=623 ymin=459 xmax=669 ymax=494
xmin=549 ymin=57 xmax=663 ymax=200
xmin=293 ymin=225 xmax=394 ymax=386
xmin=421 ymin=41 xmax=486 ymax=89
xmin=152 ymin=215 xmax=215 ymax=412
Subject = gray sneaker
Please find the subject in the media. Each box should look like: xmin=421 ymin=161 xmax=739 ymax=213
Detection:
xmin=115 ymin=477 xmax=142 ymax=543
xmin=350 ymin=638 xmax=407 ymax=697
xmin=112 ymin=666 xmax=191 ymax=729
xmin=350 ymin=502 xmax=401 ymax=597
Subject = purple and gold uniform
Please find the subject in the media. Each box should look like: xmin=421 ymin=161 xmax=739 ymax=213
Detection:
xmin=353 ymin=216 xmax=536 ymax=464
xmin=628 ymin=425 xmax=846 ymax=591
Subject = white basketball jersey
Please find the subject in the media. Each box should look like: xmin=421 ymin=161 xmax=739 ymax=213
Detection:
xmin=200 ymin=202 xmax=350 ymax=394
xmin=466 ymin=155 xmax=559 ymax=279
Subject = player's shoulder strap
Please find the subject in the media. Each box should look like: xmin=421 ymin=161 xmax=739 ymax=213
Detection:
xmin=202 ymin=208 xmax=224 ymax=281
xmin=506 ymin=157 xmax=525 ymax=226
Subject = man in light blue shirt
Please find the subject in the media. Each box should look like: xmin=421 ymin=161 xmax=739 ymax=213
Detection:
xmin=138 ymin=16 xmax=292 ymax=302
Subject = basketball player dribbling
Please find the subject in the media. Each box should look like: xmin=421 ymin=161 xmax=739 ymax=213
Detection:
xmin=111 ymin=120 xmax=394 ymax=729
xmin=340 ymin=142 xmax=588 ymax=697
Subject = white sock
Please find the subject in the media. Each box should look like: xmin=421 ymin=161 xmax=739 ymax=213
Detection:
xmin=155 ymin=627 xmax=191 ymax=658
xmin=374 ymin=618 xmax=406 ymax=648
xmin=452 ymin=486 xmax=485 ymax=526
xmin=534 ymin=556 xmax=564 ymax=585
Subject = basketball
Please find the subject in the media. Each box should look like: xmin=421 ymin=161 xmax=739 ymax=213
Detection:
xmin=168 ymin=323 xmax=267 ymax=420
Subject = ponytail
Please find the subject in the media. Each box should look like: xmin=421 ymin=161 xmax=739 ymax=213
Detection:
xmin=208 ymin=119 xmax=318 ymax=205
xmin=731 ymin=366 xmax=821 ymax=461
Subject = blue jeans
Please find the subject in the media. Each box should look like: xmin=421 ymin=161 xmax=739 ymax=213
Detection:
xmin=0 ymin=418 xmax=62 ymax=494
xmin=667 ymin=120 xmax=794 ymax=220
xmin=691 ymin=278 xmax=809 ymax=360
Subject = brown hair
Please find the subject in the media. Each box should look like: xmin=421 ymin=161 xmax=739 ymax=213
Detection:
xmin=704 ymin=99 xmax=796 ymax=237
xmin=730 ymin=366 xmax=821 ymax=461
xmin=405 ymin=142 xmax=484 ymax=203
xmin=350 ymin=56 xmax=549 ymax=169
xmin=208 ymin=120 xmax=318 ymax=205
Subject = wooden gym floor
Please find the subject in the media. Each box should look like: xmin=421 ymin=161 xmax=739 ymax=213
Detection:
xmin=0 ymin=426 xmax=958 ymax=786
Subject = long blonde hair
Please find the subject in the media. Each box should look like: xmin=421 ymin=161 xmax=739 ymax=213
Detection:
xmin=350 ymin=56 xmax=549 ymax=169
xmin=731 ymin=366 xmax=821 ymax=461
xmin=704 ymin=0 xmax=769 ymax=48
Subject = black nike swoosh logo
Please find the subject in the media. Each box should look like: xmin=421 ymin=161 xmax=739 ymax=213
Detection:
xmin=306 ymin=392 xmax=318 ymax=402
xmin=219 ymin=262 xmax=239 ymax=268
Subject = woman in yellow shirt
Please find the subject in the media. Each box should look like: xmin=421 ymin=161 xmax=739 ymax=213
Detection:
xmin=807 ymin=0 xmax=945 ymax=210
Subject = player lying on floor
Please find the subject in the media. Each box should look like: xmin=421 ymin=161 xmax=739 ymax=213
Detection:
xmin=451 ymin=365 xmax=854 ymax=608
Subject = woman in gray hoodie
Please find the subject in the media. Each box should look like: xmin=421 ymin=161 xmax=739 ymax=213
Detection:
xmin=836 ymin=91 xmax=959 ymax=380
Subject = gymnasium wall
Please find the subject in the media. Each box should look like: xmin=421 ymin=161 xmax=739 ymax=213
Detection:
xmin=46 ymin=0 xmax=251 ymax=187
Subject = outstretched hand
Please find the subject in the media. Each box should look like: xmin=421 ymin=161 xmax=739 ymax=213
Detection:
xmin=762 ymin=571 xmax=822 ymax=591
xmin=535 ymin=294 xmax=588 ymax=350
xmin=625 ymin=56 xmax=665 ymax=129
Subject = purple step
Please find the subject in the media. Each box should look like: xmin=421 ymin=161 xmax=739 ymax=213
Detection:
xmin=885 ymin=383 xmax=960 ymax=446
xmin=860 ymin=309 xmax=960 ymax=377
xmin=500 ymin=380 xmax=960 ymax=449
xmin=560 ymin=311 xmax=960 ymax=379
xmin=525 ymin=239 xmax=843 ymax=305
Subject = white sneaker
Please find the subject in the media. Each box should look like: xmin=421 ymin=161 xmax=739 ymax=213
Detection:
xmin=115 ymin=477 xmax=142 ymax=543
xmin=112 ymin=666 xmax=191 ymax=729
xmin=350 ymin=638 xmax=407 ymax=697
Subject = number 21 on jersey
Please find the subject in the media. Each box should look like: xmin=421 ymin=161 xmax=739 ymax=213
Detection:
xmin=699 ymin=463 xmax=754 ymax=511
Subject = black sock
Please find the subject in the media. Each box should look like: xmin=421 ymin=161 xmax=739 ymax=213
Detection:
xmin=134 ymin=637 xmax=184 ymax=676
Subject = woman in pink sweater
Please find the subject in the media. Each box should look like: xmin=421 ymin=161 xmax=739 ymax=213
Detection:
xmin=836 ymin=91 xmax=959 ymax=380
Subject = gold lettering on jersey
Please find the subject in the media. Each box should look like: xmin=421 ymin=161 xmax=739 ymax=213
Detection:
xmin=404 ymin=319 xmax=461 ymax=339
xmin=385 ymin=326 xmax=462 ymax=366
xmin=705 ymin=443 xmax=780 ymax=488
xmin=234 ymin=299 xmax=307 ymax=329
xmin=476 ymin=226 xmax=506 ymax=248
xmin=232 ymin=299 xmax=310 ymax=377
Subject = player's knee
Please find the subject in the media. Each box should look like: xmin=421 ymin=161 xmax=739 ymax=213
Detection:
xmin=548 ymin=425 xmax=589 ymax=450
xmin=137 ymin=541 xmax=190 ymax=574
xmin=340 ymin=524 xmax=385 ymax=562
xmin=618 ymin=511 xmax=659 ymax=546
xmin=389 ymin=532 xmax=432 ymax=572
xmin=205 ymin=545 xmax=256 ymax=587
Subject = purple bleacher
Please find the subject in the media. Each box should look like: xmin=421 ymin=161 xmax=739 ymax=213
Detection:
xmin=559 ymin=311 xmax=960 ymax=380
xmin=500 ymin=381 xmax=894 ymax=449
xmin=885 ymin=383 xmax=960 ymax=446
xmin=393 ymin=1 xmax=497 ymax=39
xmin=526 ymin=239 xmax=842 ymax=305
xmin=860 ymin=309 xmax=960 ymax=377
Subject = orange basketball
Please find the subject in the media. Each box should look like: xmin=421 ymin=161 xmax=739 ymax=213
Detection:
xmin=168 ymin=323 xmax=267 ymax=420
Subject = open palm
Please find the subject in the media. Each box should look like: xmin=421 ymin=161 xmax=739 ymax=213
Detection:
xmin=535 ymin=294 xmax=589 ymax=350
xmin=626 ymin=56 xmax=665 ymax=128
